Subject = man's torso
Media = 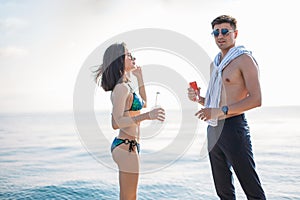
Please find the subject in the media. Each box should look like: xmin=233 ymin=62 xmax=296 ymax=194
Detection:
xmin=219 ymin=55 xmax=249 ymax=118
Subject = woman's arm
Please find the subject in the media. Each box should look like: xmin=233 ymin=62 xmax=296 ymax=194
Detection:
xmin=111 ymin=83 xmax=165 ymax=130
xmin=111 ymin=83 xmax=141 ymax=129
xmin=132 ymin=67 xmax=147 ymax=108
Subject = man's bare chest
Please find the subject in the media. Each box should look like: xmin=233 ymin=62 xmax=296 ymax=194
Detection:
xmin=222 ymin=63 xmax=243 ymax=85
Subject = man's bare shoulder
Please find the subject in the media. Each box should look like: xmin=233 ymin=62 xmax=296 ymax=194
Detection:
xmin=235 ymin=54 xmax=258 ymax=68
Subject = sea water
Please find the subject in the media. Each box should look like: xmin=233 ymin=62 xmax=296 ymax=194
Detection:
xmin=0 ymin=106 xmax=300 ymax=199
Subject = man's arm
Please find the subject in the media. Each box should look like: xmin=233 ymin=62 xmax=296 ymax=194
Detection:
xmin=227 ymin=54 xmax=262 ymax=115
xmin=195 ymin=55 xmax=261 ymax=121
xmin=187 ymin=62 xmax=214 ymax=106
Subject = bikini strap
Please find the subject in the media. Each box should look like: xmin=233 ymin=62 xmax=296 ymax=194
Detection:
xmin=127 ymin=82 xmax=134 ymax=93
xmin=123 ymin=139 xmax=138 ymax=152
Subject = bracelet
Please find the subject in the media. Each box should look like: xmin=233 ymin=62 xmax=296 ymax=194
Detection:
xmin=132 ymin=116 xmax=138 ymax=124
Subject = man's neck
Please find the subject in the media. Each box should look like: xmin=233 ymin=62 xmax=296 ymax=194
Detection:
xmin=220 ymin=45 xmax=235 ymax=60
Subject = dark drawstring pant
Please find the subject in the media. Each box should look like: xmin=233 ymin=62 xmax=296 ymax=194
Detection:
xmin=208 ymin=114 xmax=266 ymax=200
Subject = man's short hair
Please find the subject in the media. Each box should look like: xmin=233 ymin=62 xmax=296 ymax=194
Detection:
xmin=211 ymin=15 xmax=237 ymax=30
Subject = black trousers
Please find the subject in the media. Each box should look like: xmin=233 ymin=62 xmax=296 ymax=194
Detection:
xmin=208 ymin=114 xmax=266 ymax=200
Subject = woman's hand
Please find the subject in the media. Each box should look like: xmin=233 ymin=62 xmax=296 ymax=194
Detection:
xmin=148 ymin=107 xmax=165 ymax=122
xmin=132 ymin=66 xmax=142 ymax=79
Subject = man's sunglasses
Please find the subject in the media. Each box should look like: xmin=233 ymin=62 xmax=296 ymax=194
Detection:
xmin=211 ymin=28 xmax=234 ymax=37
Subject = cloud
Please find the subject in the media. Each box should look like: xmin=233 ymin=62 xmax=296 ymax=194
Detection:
xmin=0 ymin=46 xmax=29 ymax=57
xmin=0 ymin=18 xmax=28 ymax=33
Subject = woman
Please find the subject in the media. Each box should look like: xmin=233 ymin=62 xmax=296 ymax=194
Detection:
xmin=94 ymin=42 xmax=165 ymax=200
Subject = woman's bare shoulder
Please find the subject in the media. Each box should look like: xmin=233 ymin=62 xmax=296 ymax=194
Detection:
xmin=111 ymin=83 xmax=130 ymax=98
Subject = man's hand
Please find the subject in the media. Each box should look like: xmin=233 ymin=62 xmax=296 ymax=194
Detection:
xmin=195 ymin=108 xmax=223 ymax=121
xmin=187 ymin=87 xmax=200 ymax=102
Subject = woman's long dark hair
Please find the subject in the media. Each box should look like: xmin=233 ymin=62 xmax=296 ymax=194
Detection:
xmin=94 ymin=42 xmax=126 ymax=91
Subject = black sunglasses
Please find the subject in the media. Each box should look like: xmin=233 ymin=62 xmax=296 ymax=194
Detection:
xmin=211 ymin=28 xmax=234 ymax=37
xmin=126 ymin=53 xmax=136 ymax=61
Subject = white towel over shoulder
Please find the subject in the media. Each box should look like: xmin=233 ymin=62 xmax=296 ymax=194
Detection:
xmin=204 ymin=45 xmax=256 ymax=126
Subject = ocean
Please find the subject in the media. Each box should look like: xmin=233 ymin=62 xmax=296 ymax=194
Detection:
xmin=1 ymin=106 xmax=300 ymax=199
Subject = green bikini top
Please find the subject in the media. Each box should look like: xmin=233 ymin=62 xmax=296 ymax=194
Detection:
xmin=125 ymin=84 xmax=144 ymax=112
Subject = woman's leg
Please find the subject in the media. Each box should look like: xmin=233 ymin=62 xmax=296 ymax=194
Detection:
xmin=112 ymin=146 xmax=140 ymax=200
xmin=119 ymin=171 xmax=139 ymax=200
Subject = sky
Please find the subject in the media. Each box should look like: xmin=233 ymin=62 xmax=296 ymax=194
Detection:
xmin=0 ymin=0 xmax=299 ymax=113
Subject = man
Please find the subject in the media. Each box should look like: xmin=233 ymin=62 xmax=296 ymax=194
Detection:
xmin=188 ymin=15 xmax=266 ymax=199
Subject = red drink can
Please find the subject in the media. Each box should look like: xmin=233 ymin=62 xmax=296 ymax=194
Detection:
xmin=189 ymin=81 xmax=198 ymax=91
